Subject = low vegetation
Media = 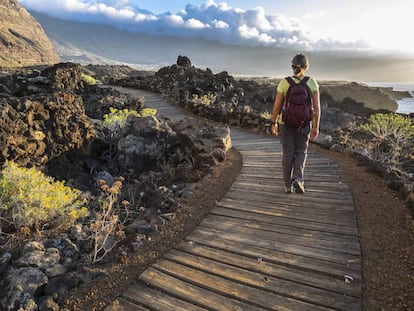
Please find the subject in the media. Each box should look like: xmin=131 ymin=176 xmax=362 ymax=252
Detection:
xmin=0 ymin=161 xmax=88 ymax=233
xmin=360 ymin=113 xmax=414 ymax=166
xmin=192 ymin=93 xmax=216 ymax=106
xmin=81 ymin=73 xmax=97 ymax=85
xmin=95 ymin=107 xmax=157 ymax=159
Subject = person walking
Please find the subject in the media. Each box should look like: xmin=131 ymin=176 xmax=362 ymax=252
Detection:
xmin=270 ymin=53 xmax=320 ymax=194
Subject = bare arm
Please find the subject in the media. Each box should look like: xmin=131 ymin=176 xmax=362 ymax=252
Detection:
xmin=271 ymin=92 xmax=284 ymax=136
xmin=311 ymin=90 xmax=321 ymax=140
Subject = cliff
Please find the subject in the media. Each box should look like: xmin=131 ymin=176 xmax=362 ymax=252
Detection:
xmin=0 ymin=0 xmax=59 ymax=67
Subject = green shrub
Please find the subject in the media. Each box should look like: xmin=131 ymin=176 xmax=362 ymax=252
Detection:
xmin=192 ymin=93 xmax=216 ymax=106
xmin=96 ymin=107 xmax=158 ymax=159
xmin=360 ymin=113 xmax=414 ymax=144
xmin=101 ymin=107 xmax=157 ymax=130
xmin=139 ymin=108 xmax=157 ymax=117
xmin=260 ymin=111 xmax=272 ymax=120
xmin=0 ymin=161 xmax=88 ymax=232
xmin=359 ymin=113 xmax=414 ymax=164
xmin=81 ymin=73 xmax=97 ymax=85
xmin=102 ymin=107 xmax=139 ymax=130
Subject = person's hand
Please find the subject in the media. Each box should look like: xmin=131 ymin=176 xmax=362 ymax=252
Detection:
xmin=310 ymin=127 xmax=319 ymax=140
xmin=271 ymin=124 xmax=278 ymax=136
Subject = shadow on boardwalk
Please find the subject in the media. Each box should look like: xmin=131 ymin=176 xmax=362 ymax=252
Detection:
xmin=106 ymin=87 xmax=362 ymax=311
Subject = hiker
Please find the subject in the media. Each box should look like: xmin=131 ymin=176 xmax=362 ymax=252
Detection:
xmin=270 ymin=53 xmax=321 ymax=194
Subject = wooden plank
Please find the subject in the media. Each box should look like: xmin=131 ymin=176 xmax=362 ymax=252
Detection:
xmin=219 ymin=197 xmax=355 ymax=217
xmin=241 ymin=157 xmax=335 ymax=163
xmin=123 ymin=283 xmax=208 ymax=311
xmin=238 ymin=172 xmax=344 ymax=183
xmin=198 ymin=221 xmax=360 ymax=257
xmin=209 ymin=214 xmax=360 ymax=245
xmin=240 ymin=165 xmax=344 ymax=177
xmin=186 ymin=230 xmax=361 ymax=279
xmin=205 ymin=213 xmax=358 ymax=245
xmin=233 ymin=176 xmax=349 ymax=187
xmin=237 ymin=174 xmax=346 ymax=185
xmin=232 ymin=174 xmax=348 ymax=187
xmin=233 ymin=185 xmax=346 ymax=204
xmin=221 ymin=194 xmax=354 ymax=213
xmin=194 ymin=226 xmax=361 ymax=266
xmin=139 ymin=268 xmax=268 ymax=311
xmin=220 ymin=192 xmax=355 ymax=218
xmin=153 ymin=259 xmax=335 ymax=311
xmin=212 ymin=207 xmax=358 ymax=236
xmin=201 ymin=215 xmax=361 ymax=254
xmin=235 ymin=179 xmax=351 ymax=194
xmin=164 ymin=249 xmax=361 ymax=310
xmin=215 ymin=200 xmax=357 ymax=226
xmin=175 ymin=242 xmax=361 ymax=297
xmin=231 ymin=143 xmax=274 ymax=147
xmin=105 ymin=298 xmax=150 ymax=311
xmin=225 ymin=188 xmax=354 ymax=208
xmin=229 ymin=186 xmax=353 ymax=205
xmin=241 ymin=162 xmax=341 ymax=169
xmin=231 ymin=180 xmax=353 ymax=196
xmin=222 ymin=186 xmax=354 ymax=212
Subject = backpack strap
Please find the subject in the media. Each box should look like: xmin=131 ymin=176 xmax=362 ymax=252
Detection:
xmin=284 ymin=77 xmax=294 ymax=111
xmin=300 ymin=76 xmax=310 ymax=85
xmin=285 ymin=76 xmax=295 ymax=87
xmin=286 ymin=76 xmax=310 ymax=87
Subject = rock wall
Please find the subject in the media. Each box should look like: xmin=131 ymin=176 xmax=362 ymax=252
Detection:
xmin=0 ymin=63 xmax=94 ymax=166
xmin=319 ymin=81 xmax=401 ymax=115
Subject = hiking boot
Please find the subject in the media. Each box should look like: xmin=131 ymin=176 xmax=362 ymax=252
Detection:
xmin=292 ymin=180 xmax=305 ymax=194
xmin=284 ymin=185 xmax=292 ymax=193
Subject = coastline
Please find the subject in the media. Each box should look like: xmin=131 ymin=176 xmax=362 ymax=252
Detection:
xmin=236 ymin=75 xmax=413 ymax=114
xmin=366 ymin=82 xmax=414 ymax=114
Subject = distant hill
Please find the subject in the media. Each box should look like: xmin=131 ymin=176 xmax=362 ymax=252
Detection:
xmin=0 ymin=0 xmax=59 ymax=67
xmin=30 ymin=10 xmax=414 ymax=82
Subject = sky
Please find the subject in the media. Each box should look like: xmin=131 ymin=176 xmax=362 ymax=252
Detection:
xmin=19 ymin=0 xmax=414 ymax=54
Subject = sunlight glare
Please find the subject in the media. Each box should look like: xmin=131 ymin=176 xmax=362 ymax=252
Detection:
xmin=362 ymin=5 xmax=414 ymax=53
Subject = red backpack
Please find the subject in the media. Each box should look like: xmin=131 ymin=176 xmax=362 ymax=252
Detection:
xmin=282 ymin=76 xmax=314 ymax=130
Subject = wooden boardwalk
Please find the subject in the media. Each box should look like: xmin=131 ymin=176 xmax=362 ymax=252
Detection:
xmin=108 ymin=87 xmax=362 ymax=311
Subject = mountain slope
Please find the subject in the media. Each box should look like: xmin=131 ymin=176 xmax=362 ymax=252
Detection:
xmin=0 ymin=0 xmax=59 ymax=67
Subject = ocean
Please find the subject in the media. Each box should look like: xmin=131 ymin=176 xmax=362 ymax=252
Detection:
xmin=366 ymin=82 xmax=414 ymax=114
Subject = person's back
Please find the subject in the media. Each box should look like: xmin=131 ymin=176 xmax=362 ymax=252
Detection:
xmin=270 ymin=54 xmax=321 ymax=193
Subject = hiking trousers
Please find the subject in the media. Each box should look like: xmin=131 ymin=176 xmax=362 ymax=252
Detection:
xmin=280 ymin=124 xmax=311 ymax=188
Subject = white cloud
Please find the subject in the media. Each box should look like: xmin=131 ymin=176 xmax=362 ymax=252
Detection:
xmin=185 ymin=18 xmax=207 ymax=29
xmin=165 ymin=15 xmax=184 ymax=26
xmin=213 ymin=19 xmax=229 ymax=29
xmin=19 ymin=0 xmax=367 ymax=51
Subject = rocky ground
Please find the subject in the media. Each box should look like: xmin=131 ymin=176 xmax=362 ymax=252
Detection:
xmin=0 ymin=58 xmax=413 ymax=310
xmin=0 ymin=62 xmax=232 ymax=310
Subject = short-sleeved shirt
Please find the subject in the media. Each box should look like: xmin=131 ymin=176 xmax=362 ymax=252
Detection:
xmin=277 ymin=76 xmax=319 ymax=96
